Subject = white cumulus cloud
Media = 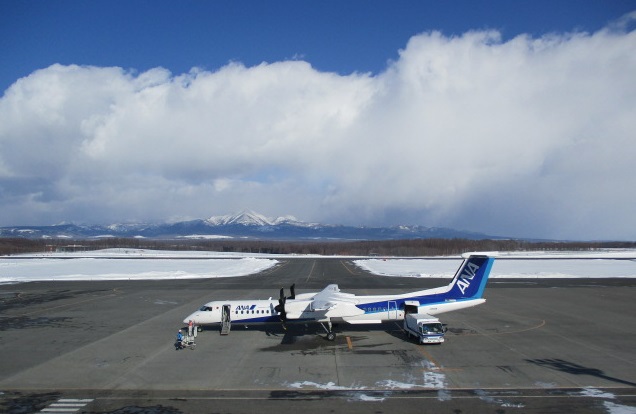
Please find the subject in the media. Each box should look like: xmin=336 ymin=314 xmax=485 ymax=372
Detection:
xmin=1 ymin=19 xmax=635 ymax=240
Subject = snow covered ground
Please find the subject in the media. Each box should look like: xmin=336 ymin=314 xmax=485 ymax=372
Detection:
xmin=0 ymin=249 xmax=279 ymax=283
xmin=0 ymin=249 xmax=635 ymax=284
xmin=355 ymin=250 xmax=636 ymax=279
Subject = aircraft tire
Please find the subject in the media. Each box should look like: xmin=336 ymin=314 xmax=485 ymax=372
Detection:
xmin=326 ymin=332 xmax=336 ymax=341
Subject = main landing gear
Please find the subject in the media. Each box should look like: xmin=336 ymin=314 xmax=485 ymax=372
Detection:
xmin=320 ymin=321 xmax=336 ymax=341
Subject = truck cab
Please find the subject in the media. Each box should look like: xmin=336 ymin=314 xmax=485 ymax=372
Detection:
xmin=404 ymin=313 xmax=446 ymax=344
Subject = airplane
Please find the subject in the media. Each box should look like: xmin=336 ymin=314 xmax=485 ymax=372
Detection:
xmin=183 ymin=253 xmax=495 ymax=341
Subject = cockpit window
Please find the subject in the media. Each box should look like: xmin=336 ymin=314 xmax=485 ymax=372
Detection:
xmin=199 ymin=306 xmax=213 ymax=311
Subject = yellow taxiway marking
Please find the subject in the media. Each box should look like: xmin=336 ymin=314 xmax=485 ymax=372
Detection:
xmin=339 ymin=260 xmax=361 ymax=275
xmin=305 ymin=261 xmax=317 ymax=282
xmin=416 ymin=344 xmax=440 ymax=367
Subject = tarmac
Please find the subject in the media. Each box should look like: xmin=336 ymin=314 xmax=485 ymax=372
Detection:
xmin=0 ymin=257 xmax=635 ymax=413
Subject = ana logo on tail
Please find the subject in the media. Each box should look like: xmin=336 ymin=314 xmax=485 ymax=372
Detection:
xmin=456 ymin=261 xmax=481 ymax=295
xmin=449 ymin=255 xmax=494 ymax=298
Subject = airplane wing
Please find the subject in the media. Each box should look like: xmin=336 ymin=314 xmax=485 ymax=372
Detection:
xmin=309 ymin=284 xmax=364 ymax=317
xmin=310 ymin=284 xmax=342 ymax=311
xmin=281 ymin=284 xmax=364 ymax=320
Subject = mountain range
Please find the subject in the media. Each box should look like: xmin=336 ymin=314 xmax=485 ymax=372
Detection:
xmin=0 ymin=210 xmax=500 ymax=240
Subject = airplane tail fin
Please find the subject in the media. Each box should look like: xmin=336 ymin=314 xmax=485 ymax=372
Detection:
xmin=445 ymin=254 xmax=495 ymax=300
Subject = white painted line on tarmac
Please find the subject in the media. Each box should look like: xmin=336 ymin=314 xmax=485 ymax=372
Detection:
xmin=58 ymin=399 xmax=94 ymax=403
xmin=50 ymin=403 xmax=87 ymax=407
xmin=39 ymin=398 xmax=94 ymax=413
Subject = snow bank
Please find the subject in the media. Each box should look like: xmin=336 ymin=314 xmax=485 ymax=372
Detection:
xmin=1 ymin=248 xmax=635 ymax=284
xmin=355 ymin=250 xmax=636 ymax=279
xmin=0 ymin=250 xmax=278 ymax=283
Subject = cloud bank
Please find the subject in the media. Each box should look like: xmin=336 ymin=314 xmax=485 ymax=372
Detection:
xmin=1 ymin=21 xmax=635 ymax=240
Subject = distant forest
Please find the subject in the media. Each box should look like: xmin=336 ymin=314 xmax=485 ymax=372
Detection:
xmin=1 ymin=237 xmax=635 ymax=257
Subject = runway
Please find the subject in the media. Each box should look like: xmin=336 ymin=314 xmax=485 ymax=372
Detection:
xmin=1 ymin=258 xmax=635 ymax=413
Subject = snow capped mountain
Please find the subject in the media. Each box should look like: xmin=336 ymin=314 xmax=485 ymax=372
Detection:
xmin=273 ymin=215 xmax=315 ymax=227
xmin=206 ymin=210 xmax=275 ymax=226
xmin=205 ymin=211 xmax=320 ymax=228
xmin=0 ymin=211 xmax=500 ymax=240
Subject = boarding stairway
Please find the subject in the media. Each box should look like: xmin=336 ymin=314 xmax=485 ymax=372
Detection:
xmin=220 ymin=305 xmax=231 ymax=335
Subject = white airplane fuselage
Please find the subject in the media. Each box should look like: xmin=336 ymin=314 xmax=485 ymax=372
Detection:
xmin=184 ymin=254 xmax=494 ymax=342
xmin=183 ymin=255 xmax=492 ymax=327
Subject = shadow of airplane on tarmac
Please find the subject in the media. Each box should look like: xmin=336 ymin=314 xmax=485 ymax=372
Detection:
xmin=526 ymin=358 xmax=636 ymax=387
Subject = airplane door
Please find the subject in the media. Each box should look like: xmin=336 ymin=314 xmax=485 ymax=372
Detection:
xmin=388 ymin=301 xmax=398 ymax=320
xmin=221 ymin=304 xmax=232 ymax=335
xmin=222 ymin=305 xmax=231 ymax=323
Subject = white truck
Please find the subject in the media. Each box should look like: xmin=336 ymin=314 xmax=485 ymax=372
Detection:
xmin=404 ymin=313 xmax=446 ymax=344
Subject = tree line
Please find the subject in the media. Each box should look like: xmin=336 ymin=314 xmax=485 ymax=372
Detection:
xmin=1 ymin=237 xmax=634 ymax=257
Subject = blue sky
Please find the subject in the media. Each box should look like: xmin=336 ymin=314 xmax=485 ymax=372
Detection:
xmin=3 ymin=1 xmax=633 ymax=91
xmin=1 ymin=1 xmax=635 ymax=240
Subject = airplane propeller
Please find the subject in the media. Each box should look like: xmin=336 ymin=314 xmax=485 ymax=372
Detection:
xmin=274 ymin=288 xmax=286 ymax=320
xmin=273 ymin=284 xmax=295 ymax=328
